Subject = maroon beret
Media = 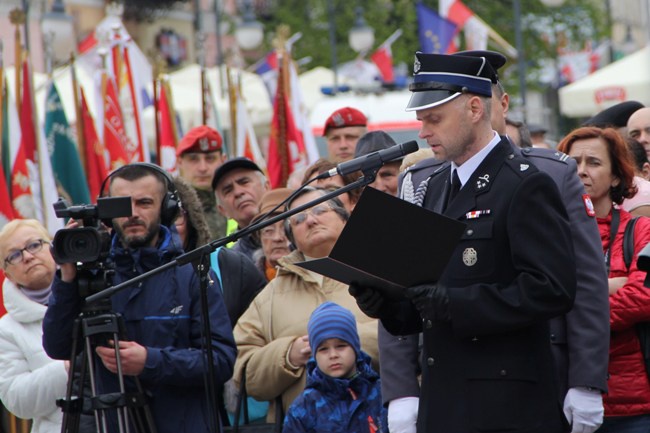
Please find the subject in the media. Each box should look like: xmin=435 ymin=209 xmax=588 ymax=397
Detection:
xmin=177 ymin=126 xmax=223 ymax=156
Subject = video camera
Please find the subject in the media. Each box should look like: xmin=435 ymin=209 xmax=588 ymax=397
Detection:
xmin=51 ymin=197 xmax=132 ymax=266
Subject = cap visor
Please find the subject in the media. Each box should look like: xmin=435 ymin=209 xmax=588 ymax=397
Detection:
xmin=405 ymin=91 xmax=461 ymax=112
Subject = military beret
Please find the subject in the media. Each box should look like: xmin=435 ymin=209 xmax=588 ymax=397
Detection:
xmin=177 ymin=125 xmax=223 ymax=157
xmin=323 ymin=107 xmax=368 ymax=136
xmin=406 ymin=52 xmax=495 ymax=112
xmin=583 ymin=101 xmax=645 ymax=129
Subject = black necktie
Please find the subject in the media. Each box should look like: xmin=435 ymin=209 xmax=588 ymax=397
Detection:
xmin=446 ymin=170 xmax=461 ymax=209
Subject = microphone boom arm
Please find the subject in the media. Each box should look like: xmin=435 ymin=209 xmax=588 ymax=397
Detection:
xmin=85 ymin=174 xmax=377 ymax=304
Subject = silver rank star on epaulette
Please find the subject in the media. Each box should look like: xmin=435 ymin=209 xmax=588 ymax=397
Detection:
xmin=476 ymin=174 xmax=489 ymax=189
xmin=554 ymin=151 xmax=570 ymax=162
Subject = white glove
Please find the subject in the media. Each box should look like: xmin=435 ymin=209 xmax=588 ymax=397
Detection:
xmin=388 ymin=397 xmax=419 ymax=433
xmin=563 ymin=387 xmax=603 ymax=433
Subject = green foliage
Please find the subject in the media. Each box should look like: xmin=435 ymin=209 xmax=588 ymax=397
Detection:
xmin=259 ymin=0 xmax=419 ymax=72
xmin=260 ymin=0 xmax=606 ymax=89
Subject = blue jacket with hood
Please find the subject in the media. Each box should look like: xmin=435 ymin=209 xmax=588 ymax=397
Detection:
xmin=282 ymin=351 xmax=386 ymax=433
xmin=43 ymin=226 xmax=237 ymax=433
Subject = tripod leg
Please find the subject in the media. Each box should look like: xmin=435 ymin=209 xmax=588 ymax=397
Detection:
xmin=111 ymin=331 xmax=130 ymax=433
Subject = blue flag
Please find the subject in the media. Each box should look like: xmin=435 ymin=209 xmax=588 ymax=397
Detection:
xmin=417 ymin=3 xmax=457 ymax=54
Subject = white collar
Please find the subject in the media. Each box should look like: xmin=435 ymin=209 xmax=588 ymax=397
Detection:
xmin=451 ymin=131 xmax=500 ymax=186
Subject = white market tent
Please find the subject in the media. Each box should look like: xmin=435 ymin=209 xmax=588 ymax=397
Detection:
xmin=559 ymin=45 xmax=650 ymax=118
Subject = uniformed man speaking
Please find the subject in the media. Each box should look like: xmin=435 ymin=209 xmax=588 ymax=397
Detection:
xmin=349 ymin=52 xmax=577 ymax=433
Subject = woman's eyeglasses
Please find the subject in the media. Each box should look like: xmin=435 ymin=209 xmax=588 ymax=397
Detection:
xmin=289 ymin=205 xmax=333 ymax=226
xmin=4 ymin=239 xmax=48 ymax=266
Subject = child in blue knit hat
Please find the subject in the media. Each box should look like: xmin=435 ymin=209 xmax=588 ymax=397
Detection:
xmin=282 ymin=302 xmax=386 ymax=433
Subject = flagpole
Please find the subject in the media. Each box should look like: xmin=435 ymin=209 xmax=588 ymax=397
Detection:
xmin=275 ymin=44 xmax=289 ymax=186
xmin=99 ymin=49 xmax=108 ymax=151
xmin=10 ymin=8 xmax=24 ymax=119
xmin=380 ymin=29 xmax=403 ymax=48
xmin=111 ymin=25 xmax=123 ymax=88
xmin=25 ymin=52 xmax=52 ymax=229
xmin=472 ymin=14 xmax=517 ymax=58
xmin=0 ymin=41 xmax=4 ymax=156
xmin=163 ymin=78 xmax=179 ymax=149
xmin=201 ymin=67 xmax=208 ymax=125
xmin=226 ymin=66 xmax=237 ymax=154
xmin=153 ymin=67 xmax=161 ymax=165
xmin=70 ymin=52 xmax=87 ymax=175
xmin=123 ymin=42 xmax=146 ymax=162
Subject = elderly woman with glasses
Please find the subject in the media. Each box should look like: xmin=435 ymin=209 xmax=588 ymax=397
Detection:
xmin=0 ymin=219 xmax=68 ymax=433
xmin=232 ymin=187 xmax=379 ymax=423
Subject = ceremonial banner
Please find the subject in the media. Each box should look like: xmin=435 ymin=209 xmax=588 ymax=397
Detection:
xmin=45 ymin=82 xmax=91 ymax=205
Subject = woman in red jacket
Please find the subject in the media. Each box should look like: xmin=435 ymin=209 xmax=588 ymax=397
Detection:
xmin=559 ymin=127 xmax=650 ymax=432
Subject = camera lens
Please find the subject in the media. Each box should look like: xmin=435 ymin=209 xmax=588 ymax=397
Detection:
xmin=52 ymin=227 xmax=103 ymax=264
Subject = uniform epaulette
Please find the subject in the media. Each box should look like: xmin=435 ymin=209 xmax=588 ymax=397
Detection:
xmin=504 ymin=151 xmax=539 ymax=178
xmin=405 ymin=157 xmax=445 ymax=174
xmin=520 ymin=147 xmax=571 ymax=164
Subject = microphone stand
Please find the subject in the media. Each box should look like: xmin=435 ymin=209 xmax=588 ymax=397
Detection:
xmin=84 ymin=170 xmax=377 ymax=433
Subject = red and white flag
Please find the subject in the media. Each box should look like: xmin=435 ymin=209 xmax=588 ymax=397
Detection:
xmin=267 ymin=54 xmax=308 ymax=188
xmin=103 ymin=75 xmax=130 ymax=172
xmin=80 ymin=87 xmax=108 ymax=201
xmin=20 ymin=58 xmax=61 ymax=232
xmin=371 ymin=29 xmax=403 ymax=83
xmin=235 ymin=90 xmax=265 ymax=171
xmin=440 ymin=0 xmax=515 ymax=56
xmin=157 ymin=78 xmax=178 ymax=173
xmin=2 ymin=76 xmax=34 ymax=220
xmin=76 ymin=11 xmax=152 ymax=161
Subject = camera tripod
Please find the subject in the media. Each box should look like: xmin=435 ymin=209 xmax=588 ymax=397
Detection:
xmin=57 ymin=271 xmax=157 ymax=433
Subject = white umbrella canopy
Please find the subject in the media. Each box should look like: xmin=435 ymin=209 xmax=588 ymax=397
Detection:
xmin=559 ymin=45 xmax=650 ymax=118
xmin=298 ymin=66 xmax=354 ymax=112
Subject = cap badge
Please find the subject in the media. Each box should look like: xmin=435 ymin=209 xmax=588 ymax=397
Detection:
xmin=413 ymin=56 xmax=421 ymax=74
xmin=332 ymin=113 xmax=345 ymax=127
xmin=463 ymin=248 xmax=477 ymax=266
xmin=476 ymin=174 xmax=490 ymax=189
xmin=199 ymin=137 xmax=209 ymax=151
xmin=520 ymin=164 xmax=529 ymax=172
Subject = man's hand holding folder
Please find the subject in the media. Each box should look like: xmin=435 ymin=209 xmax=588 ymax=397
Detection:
xmin=349 ymin=282 xmax=451 ymax=322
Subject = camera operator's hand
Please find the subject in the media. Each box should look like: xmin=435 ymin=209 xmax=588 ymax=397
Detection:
xmin=58 ymin=219 xmax=79 ymax=283
xmin=96 ymin=340 xmax=147 ymax=376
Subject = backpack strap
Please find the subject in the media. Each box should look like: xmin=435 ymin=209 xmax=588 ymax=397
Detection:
xmin=624 ymin=216 xmax=640 ymax=271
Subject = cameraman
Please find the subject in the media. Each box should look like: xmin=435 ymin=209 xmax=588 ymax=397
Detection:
xmin=42 ymin=163 xmax=237 ymax=433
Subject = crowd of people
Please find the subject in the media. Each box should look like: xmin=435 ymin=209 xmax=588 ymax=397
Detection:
xmin=1 ymin=48 xmax=650 ymax=433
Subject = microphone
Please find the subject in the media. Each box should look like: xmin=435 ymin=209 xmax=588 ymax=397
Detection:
xmin=318 ymin=140 xmax=420 ymax=179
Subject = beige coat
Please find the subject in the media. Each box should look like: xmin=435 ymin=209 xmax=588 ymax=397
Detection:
xmin=233 ymin=249 xmax=379 ymax=421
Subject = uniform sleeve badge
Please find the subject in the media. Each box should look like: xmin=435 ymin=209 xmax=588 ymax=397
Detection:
xmin=583 ymin=194 xmax=596 ymax=217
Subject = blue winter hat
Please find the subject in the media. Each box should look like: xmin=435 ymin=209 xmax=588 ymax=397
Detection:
xmin=308 ymin=302 xmax=361 ymax=356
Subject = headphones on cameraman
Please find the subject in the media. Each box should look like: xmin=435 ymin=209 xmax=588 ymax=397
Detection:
xmin=99 ymin=162 xmax=181 ymax=227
